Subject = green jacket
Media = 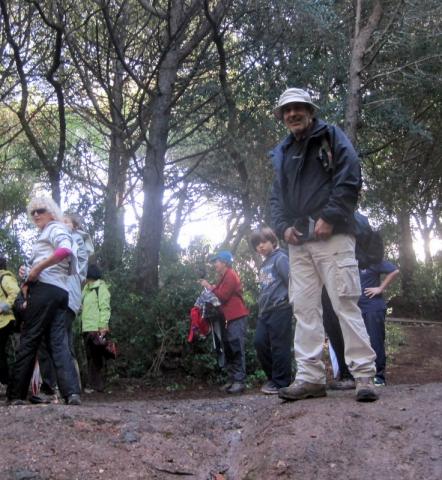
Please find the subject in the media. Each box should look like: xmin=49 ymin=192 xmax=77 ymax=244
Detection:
xmin=0 ymin=269 xmax=20 ymax=329
xmin=80 ymin=279 xmax=111 ymax=332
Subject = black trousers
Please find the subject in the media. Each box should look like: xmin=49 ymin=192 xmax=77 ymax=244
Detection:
xmin=38 ymin=308 xmax=79 ymax=394
xmin=254 ymin=306 xmax=293 ymax=388
xmin=363 ymin=310 xmax=386 ymax=380
xmin=0 ymin=321 xmax=14 ymax=385
xmin=322 ymin=287 xmax=353 ymax=380
xmin=7 ymin=282 xmax=80 ymax=400
xmin=221 ymin=316 xmax=247 ymax=383
xmin=83 ymin=333 xmax=106 ymax=392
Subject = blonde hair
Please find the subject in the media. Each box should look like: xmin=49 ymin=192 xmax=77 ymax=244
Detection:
xmin=27 ymin=196 xmax=64 ymax=222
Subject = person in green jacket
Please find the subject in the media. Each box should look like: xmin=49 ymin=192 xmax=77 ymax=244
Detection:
xmin=0 ymin=257 xmax=21 ymax=387
xmin=81 ymin=264 xmax=111 ymax=392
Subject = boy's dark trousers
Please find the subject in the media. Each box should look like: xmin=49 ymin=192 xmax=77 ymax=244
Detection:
xmin=362 ymin=309 xmax=386 ymax=381
xmin=254 ymin=306 xmax=293 ymax=388
xmin=7 ymin=282 xmax=81 ymax=401
xmin=221 ymin=316 xmax=247 ymax=384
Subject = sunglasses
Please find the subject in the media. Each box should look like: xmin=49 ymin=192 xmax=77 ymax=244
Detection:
xmin=30 ymin=208 xmax=48 ymax=216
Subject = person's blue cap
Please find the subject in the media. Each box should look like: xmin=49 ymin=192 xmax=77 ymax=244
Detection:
xmin=209 ymin=250 xmax=233 ymax=265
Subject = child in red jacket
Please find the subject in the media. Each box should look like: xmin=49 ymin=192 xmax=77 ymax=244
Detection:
xmin=199 ymin=251 xmax=249 ymax=394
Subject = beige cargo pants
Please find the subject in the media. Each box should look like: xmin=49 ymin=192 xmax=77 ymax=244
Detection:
xmin=289 ymin=234 xmax=376 ymax=384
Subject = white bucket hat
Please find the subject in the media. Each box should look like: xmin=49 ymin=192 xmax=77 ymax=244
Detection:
xmin=273 ymin=88 xmax=319 ymax=120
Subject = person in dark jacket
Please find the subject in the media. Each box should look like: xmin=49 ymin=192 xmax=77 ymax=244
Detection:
xmin=269 ymin=88 xmax=377 ymax=403
xmin=199 ymin=251 xmax=249 ymax=394
xmin=250 ymin=227 xmax=293 ymax=394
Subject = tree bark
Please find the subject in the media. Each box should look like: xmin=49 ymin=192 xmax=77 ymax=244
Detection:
xmin=397 ymin=208 xmax=417 ymax=298
xmin=101 ymin=31 xmax=128 ymax=271
xmin=344 ymin=0 xmax=383 ymax=144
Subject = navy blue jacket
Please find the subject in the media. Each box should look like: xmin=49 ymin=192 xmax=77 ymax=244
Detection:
xmin=258 ymin=249 xmax=291 ymax=316
xmin=269 ymin=119 xmax=361 ymax=239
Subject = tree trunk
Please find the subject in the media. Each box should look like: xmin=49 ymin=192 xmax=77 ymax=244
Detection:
xmin=134 ymin=59 xmax=176 ymax=294
xmin=101 ymin=23 xmax=128 ymax=271
xmin=101 ymin=133 xmax=127 ymax=271
xmin=344 ymin=0 xmax=383 ymax=144
xmin=397 ymin=209 xmax=417 ymax=299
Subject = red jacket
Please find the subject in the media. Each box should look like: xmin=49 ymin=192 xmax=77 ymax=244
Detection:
xmin=212 ymin=267 xmax=249 ymax=322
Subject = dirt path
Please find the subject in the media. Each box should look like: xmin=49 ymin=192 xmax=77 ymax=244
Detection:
xmin=387 ymin=321 xmax=442 ymax=385
xmin=0 ymin=323 xmax=441 ymax=480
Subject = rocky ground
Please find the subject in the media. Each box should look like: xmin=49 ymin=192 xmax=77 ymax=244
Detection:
xmin=0 ymin=322 xmax=441 ymax=480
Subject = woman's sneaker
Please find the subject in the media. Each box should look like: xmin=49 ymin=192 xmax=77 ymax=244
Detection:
xmin=261 ymin=381 xmax=279 ymax=395
xmin=219 ymin=382 xmax=233 ymax=393
xmin=226 ymin=382 xmax=245 ymax=394
xmin=373 ymin=376 xmax=386 ymax=387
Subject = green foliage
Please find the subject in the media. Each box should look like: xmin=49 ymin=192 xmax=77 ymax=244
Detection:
xmin=402 ymin=261 xmax=442 ymax=320
xmin=385 ymin=323 xmax=406 ymax=356
xmin=107 ymin=239 xmax=267 ymax=382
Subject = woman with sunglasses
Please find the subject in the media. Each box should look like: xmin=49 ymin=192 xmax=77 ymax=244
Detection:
xmin=6 ymin=197 xmax=81 ymax=405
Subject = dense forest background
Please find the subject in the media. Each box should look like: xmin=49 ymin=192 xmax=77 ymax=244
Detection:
xmin=0 ymin=0 xmax=441 ymax=380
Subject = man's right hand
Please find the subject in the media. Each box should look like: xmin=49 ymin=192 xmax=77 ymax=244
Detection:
xmin=283 ymin=226 xmax=303 ymax=245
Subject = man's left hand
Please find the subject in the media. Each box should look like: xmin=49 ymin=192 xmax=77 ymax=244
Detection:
xmin=314 ymin=218 xmax=334 ymax=241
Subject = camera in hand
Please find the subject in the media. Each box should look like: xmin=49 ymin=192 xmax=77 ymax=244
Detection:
xmin=294 ymin=216 xmax=316 ymax=243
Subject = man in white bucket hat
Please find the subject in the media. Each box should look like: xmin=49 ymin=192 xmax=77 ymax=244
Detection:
xmin=269 ymin=87 xmax=378 ymax=403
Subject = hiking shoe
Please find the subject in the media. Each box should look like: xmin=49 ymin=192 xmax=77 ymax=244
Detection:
xmin=355 ymin=377 xmax=379 ymax=402
xmin=66 ymin=394 xmax=82 ymax=406
xmin=227 ymin=382 xmax=245 ymax=394
xmin=373 ymin=376 xmax=386 ymax=387
xmin=219 ymin=382 xmax=233 ymax=393
xmin=7 ymin=398 xmax=27 ymax=406
xmin=30 ymin=392 xmax=58 ymax=404
xmin=328 ymin=378 xmax=356 ymax=391
xmin=261 ymin=381 xmax=280 ymax=395
xmin=278 ymin=380 xmax=326 ymax=401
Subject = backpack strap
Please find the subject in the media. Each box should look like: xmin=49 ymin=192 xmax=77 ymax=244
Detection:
xmin=319 ymin=130 xmax=334 ymax=173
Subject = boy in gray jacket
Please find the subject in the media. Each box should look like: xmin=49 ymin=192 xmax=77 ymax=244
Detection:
xmin=251 ymin=227 xmax=293 ymax=394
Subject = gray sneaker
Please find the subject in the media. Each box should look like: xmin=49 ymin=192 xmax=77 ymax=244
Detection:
xmin=227 ymin=382 xmax=245 ymax=394
xmin=261 ymin=381 xmax=279 ymax=395
xmin=219 ymin=382 xmax=233 ymax=393
xmin=66 ymin=394 xmax=82 ymax=406
xmin=278 ymin=380 xmax=326 ymax=401
xmin=355 ymin=377 xmax=378 ymax=402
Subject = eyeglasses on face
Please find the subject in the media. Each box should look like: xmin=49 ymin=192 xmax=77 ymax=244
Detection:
xmin=30 ymin=208 xmax=48 ymax=216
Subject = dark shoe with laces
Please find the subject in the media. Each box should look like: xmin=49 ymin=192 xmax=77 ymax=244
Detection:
xmin=355 ymin=377 xmax=379 ymax=402
xmin=66 ymin=394 xmax=82 ymax=406
xmin=30 ymin=392 xmax=58 ymax=404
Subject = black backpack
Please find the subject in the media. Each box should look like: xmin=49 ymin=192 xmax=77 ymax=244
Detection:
xmin=353 ymin=212 xmax=384 ymax=269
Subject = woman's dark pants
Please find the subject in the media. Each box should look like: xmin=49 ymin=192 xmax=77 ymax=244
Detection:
xmin=7 ymin=282 xmax=80 ymax=401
